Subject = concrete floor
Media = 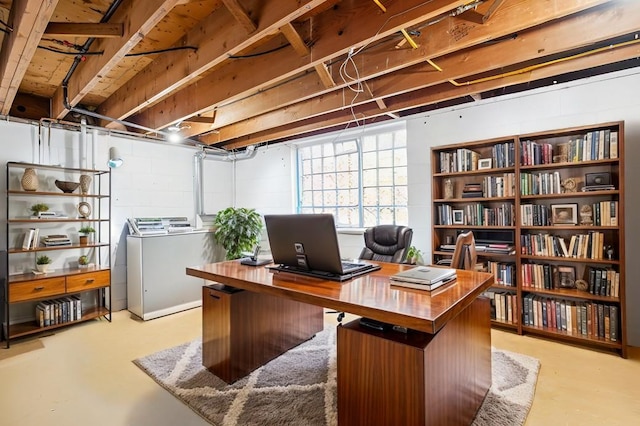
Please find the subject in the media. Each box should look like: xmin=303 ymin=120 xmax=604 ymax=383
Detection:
xmin=0 ymin=308 xmax=638 ymax=425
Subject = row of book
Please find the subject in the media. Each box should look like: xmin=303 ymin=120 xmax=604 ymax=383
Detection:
xmin=483 ymin=290 xmax=518 ymax=324
xmin=587 ymin=267 xmax=620 ymax=298
xmin=460 ymin=203 xmax=515 ymax=227
xmin=520 ymin=204 xmax=551 ymax=226
xmin=486 ymin=261 xmax=516 ymax=286
xmin=36 ymin=296 xmax=82 ymax=327
xmin=520 ymin=171 xmax=562 ymax=195
xmin=21 ymin=230 xmax=73 ymax=249
xmin=521 ymin=263 xmax=572 ymax=290
xmin=520 ymin=232 xmax=607 ymax=259
xmin=522 ymin=295 xmax=619 ymax=342
xmin=481 ymin=173 xmax=516 ymax=197
xmin=520 ymin=140 xmax=555 ymax=166
xmin=590 ymin=201 xmax=619 ymax=226
xmin=438 ymin=142 xmax=516 ymax=173
xmin=560 ymin=130 xmax=619 ymax=163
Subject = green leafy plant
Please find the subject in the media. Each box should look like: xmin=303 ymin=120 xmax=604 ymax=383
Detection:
xmin=36 ymin=255 xmax=52 ymax=265
xmin=30 ymin=203 xmax=49 ymax=216
xmin=214 ymin=207 xmax=263 ymax=260
xmin=406 ymin=246 xmax=423 ymax=264
xmin=79 ymin=226 xmax=95 ymax=234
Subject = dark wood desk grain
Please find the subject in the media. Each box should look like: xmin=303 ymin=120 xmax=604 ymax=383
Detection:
xmin=187 ymin=260 xmax=493 ymax=334
xmin=188 ymin=260 xmax=494 ymax=425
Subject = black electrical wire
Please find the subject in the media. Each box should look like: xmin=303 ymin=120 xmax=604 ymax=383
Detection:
xmin=125 ymin=46 xmax=198 ymax=57
xmin=228 ymin=43 xmax=289 ymax=59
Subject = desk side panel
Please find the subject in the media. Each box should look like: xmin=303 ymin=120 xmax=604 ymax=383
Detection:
xmin=203 ymin=285 xmax=323 ymax=383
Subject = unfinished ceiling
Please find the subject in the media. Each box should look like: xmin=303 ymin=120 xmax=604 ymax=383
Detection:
xmin=0 ymin=0 xmax=639 ymax=151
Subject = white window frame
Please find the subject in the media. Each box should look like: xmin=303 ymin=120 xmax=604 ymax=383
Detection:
xmin=295 ymin=122 xmax=408 ymax=228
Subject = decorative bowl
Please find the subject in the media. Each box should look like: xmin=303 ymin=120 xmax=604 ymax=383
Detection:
xmin=55 ymin=180 xmax=80 ymax=193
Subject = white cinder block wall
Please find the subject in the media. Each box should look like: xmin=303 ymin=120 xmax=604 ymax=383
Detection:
xmin=1 ymin=67 xmax=638 ymax=345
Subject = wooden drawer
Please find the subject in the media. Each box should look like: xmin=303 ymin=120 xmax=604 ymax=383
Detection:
xmin=66 ymin=270 xmax=111 ymax=292
xmin=10 ymin=277 xmax=66 ymax=302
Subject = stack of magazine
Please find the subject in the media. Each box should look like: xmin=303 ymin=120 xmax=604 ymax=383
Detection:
xmin=390 ymin=266 xmax=457 ymax=291
xmin=43 ymin=234 xmax=72 ymax=247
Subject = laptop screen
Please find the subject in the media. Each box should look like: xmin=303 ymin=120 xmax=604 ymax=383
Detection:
xmin=264 ymin=213 xmax=346 ymax=275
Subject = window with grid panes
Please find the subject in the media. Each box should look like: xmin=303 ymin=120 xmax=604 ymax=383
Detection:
xmin=297 ymin=124 xmax=407 ymax=227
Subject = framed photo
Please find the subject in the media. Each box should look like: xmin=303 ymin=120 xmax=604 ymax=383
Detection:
xmin=553 ymin=265 xmax=576 ymax=289
xmin=452 ymin=209 xmax=464 ymax=225
xmin=478 ymin=158 xmax=492 ymax=170
xmin=551 ymin=203 xmax=578 ymax=225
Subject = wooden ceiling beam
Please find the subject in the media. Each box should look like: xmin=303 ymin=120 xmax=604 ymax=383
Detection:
xmin=222 ymin=0 xmax=257 ymax=33
xmin=198 ymin=0 xmax=615 ymax=143
xmin=0 ymin=0 xmax=59 ymax=115
xmin=218 ymin=39 xmax=640 ymax=150
xmin=51 ymin=0 xmax=181 ymax=119
xmin=99 ymin=0 xmax=330 ymax=127
xmin=44 ymin=22 xmax=124 ymax=38
xmin=131 ymin=0 xmax=473 ymax=130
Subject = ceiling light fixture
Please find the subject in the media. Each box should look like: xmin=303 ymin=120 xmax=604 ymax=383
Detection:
xmin=107 ymin=147 xmax=123 ymax=168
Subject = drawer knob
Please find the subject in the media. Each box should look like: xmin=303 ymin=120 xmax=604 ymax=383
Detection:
xmin=86 ymin=279 xmax=95 ymax=283
xmin=34 ymin=286 xmax=45 ymax=291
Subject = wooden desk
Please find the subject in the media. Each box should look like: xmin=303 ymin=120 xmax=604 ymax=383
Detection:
xmin=187 ymin=261 xmax=494 ymax=425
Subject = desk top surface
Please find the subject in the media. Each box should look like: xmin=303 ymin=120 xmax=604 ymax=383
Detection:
xmin=187 ymin=261 xmax=493 ymax=334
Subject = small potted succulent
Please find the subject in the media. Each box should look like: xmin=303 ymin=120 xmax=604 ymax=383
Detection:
xmin=30 ymin=203 xmax=49 ymax=216
xmin=78 ymin=226 xmax=95 ymax=246
xmin=78 ymin=255 xmax=90 ymax=268
xmin=36 ymin=255 xmax=52 ymax=272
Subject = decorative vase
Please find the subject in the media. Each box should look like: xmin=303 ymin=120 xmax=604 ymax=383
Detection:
xmin=21 ymin=168 xmax=38 ymax=191
xmin=444 ymin=178 xmax=454 ymax=199
xmin=79 ymin=235 xmax=88 ymax=246
xmin=79 ymin=174 xmax=92 ymax=195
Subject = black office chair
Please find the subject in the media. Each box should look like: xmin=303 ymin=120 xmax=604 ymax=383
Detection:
xmin=334 ymin=225 xmax=413 ymax=325
xmin=437 ymin=231 xmax=477 ymax=270
xmin=358 ymin=225 xmax=413 ymax=264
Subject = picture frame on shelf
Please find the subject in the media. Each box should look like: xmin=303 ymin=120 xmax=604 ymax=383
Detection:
xmin=452 ymin=210 xmax=464 ymax=225
xmin=551 ymin=203 xmax=578 ymax=225
xmin=478 ymin=158 xmax=492 ymax=170
xmin=553 ymin=265 xmax=576 ymax=289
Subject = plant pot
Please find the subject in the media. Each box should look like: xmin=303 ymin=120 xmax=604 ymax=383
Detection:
xmin=79 ymin=235 xmax=88 ymax=246
xmin=36 ymin=264 xmax=51 ymax=273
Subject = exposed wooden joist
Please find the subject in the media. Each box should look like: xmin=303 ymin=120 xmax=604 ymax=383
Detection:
xmin=222 ymin=0 xmax=257 ymax=33
xmin=132 ymin=0 xmax=475 ymax=130
xmin=198 ymin=0 xmax=613 ymax=144
xmin=280 ymin=22 xmax=309 ymax=56
xmin=218 ymin=39 xmax=640 ymax=150
xmin=100 ymin=0 xmax=330 ymax=127
xmin=217 ymin=12 xmax=640 ymax=148
xmin=0 ymin=0 xmax=59 ymax=115
xmin=483 ymin=0 xmax=505 ymax=23
xmin=44 ymin=22 xmax=123 ymax=38
xmin=51 ymin=0 xmax=181 ymax=119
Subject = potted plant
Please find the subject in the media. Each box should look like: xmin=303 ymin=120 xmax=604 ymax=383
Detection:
xmin=30 ymin=203 xmax=49 ymax=216
xmin=214 ymin=207 xmax=263 ymax=260
xmin=406 ymin=246 xmax=423 ymax=265
xmin=78 ymin=226 xmax=95 ymax=246
xmin=78 ymin=255 xmax=90 ymax=268
xmin=36 ymin=255 xmax=52 ymax=272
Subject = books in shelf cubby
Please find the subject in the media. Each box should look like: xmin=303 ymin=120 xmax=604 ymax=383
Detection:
xmin=431 ymin=121 xmax=626 ymax=357
xmin=36 ymin=296 xmax=82 ymax=327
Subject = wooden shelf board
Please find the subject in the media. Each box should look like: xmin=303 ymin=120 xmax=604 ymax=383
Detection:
xmin=520 ymin=255 xmax=620 ymax=265
xmin=9 ymin=218 xmax=110 ymax=223
xmin=519 ymin=158 xmax=619 ymax=171
xmin=9 ymin=242 xmax=110 ymax=254
xmin=7 ymin=190 xmax=108 ymax=198
xmin=8 ymin=266 xmax=111 ymax=283
xmin=491 ymin=319 xmax=518 ymax=330
xmin=522 ymin=325 xmax=622 ymax=349
xmin=6 ymin=306 xmax=110 ymax=339
xmin=520 ymin=190 xmax=619 ymax=199
xmin=521 ymin=287 xmax=619 ymax=303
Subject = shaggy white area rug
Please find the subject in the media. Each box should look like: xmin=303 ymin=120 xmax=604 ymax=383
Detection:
xmin=134 ymin=327 xmax=539 ymax=425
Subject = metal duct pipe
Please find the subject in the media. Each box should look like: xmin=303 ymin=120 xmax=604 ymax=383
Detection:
xmin=193 ymin=149 xmax=206 ymax=216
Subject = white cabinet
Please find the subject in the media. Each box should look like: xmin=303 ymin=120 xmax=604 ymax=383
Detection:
xmin=127 ymin=231 xmax=224 ymax=320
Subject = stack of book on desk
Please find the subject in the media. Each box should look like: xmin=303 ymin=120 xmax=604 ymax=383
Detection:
xmin=390 ymin=266 xmax=457 ymax=291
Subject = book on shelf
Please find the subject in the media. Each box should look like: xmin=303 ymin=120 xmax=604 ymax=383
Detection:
xmin=22 ymin=229 xmax=35 ymax=250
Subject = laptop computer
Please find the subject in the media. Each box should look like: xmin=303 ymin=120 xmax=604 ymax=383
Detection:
xmin=390 ymin=266 xmax=457 ymax=291
xmin=264 ymin=213 xmax=381 ymax=281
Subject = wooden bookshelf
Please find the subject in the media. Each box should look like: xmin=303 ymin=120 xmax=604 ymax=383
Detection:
xmin=431 ymin=122 xmax=626 ymax=357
